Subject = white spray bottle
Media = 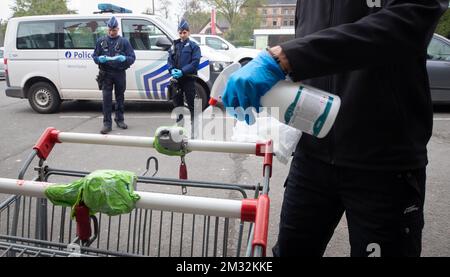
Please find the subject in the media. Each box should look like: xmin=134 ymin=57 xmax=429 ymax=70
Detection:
xmin=208 ymin=63 xmax=341 ymax=139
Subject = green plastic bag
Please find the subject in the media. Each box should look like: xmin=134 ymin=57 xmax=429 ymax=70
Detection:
xmin=44 ymin=178 xmax=84 ymax=207
xmin=45 ymin=170 xmax=140 ymax=217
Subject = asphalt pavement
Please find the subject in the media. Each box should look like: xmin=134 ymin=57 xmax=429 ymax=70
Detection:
xmin=0 ymin=80 xmax=449 ymax=256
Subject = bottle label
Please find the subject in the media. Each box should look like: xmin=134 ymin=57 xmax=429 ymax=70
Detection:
xmin=284 ymin=86 xmax=334 ymax=137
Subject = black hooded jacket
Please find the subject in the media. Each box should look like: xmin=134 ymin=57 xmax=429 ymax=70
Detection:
xmin=280 ymin=0 xmax=449 ymax=170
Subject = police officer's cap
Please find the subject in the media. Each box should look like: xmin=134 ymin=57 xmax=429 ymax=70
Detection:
xmin=107 ymin=16 xmax=119 ymax=29
xmin=178 ymin=19 xmax=190 ymax=32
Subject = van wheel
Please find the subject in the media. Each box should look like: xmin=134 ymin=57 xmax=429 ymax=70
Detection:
xmin=194 ymin=81 xmax=209 ymax=110
xmin=28 ymin=82 xmax=61 ymax=114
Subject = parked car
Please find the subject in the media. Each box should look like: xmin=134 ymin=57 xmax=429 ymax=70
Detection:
xmin=0 ymin=47 xmax=5 ymax=79
xmin=191 ymin=34 xmax=260 ymax=66
xmin=427 ymin=34 xmax=450 ymax=103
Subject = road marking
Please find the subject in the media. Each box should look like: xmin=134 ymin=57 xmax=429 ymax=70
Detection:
xmin=59 ymin=116 xmax=92 ymax=119
xmin=434 ymin=118 xmax=450 ymax=121
xmin=59 ymin=115 xmax=171 ymax=119
xmin=59 ymin=115 xmax=236 ymax=120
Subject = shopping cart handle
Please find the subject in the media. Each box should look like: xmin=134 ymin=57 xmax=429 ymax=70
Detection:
xmin=32 ymin=128 xmax=274 ymax=160
xmin=252 ymin=194 xmax=270 ymax=256
xmin=33 ymin=127 xmax=61 ymax=160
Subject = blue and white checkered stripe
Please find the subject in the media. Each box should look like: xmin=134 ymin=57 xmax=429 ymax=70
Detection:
xmin=135 ymin=56 xmax=209 ymax=100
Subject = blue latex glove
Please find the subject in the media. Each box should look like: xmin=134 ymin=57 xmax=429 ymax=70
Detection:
xmin=115 ymin=55 xmax=126 ymax=62
xmin=107 ymin=55 xmax=126 ymax=62
xmin=171 ymin=69 xmax=183 ymax=79
xmin=98 ymin=55 xmax=108 ymax=64
xmin=222 ymin=51 xmax=286 ymax=124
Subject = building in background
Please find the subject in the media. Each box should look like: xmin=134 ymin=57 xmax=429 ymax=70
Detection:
xmin=258 ymin=0 xmax=296 ymax=29
xmin=253 ymin=0 xmax=296 ymax=49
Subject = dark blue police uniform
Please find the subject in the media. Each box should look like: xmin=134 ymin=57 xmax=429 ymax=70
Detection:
xmin=167 ymin=20 xmax=201 ymax=123
xmin=93 ymin=17 xmax=135 ymax=133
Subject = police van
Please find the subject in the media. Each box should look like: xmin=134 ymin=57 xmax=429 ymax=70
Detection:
xmin=3 ymin=4 xmax=233 ymax=113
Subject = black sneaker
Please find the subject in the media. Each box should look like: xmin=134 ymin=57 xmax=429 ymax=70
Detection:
xmin=115 ymin=121 xmax=128 ymax=129
xmin=100 ymin=125 xmax=112 ymax=134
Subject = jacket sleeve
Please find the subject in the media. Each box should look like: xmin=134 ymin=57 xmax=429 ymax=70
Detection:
xmin=280 ymin=0 xmax=449 ymax=81
xmin=167 ymin=47 xmax=175 ymax=74
xmin=92 ymin=39 xmax=103 ymax=65
xmin=124 ymin=39 xmax=136 ymax=67
xmin=181 ymin=43 xmax=201 ymax=75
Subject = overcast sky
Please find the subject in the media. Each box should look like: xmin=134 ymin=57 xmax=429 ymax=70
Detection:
xmin=0 ymin=0 xmax=185 ymax=23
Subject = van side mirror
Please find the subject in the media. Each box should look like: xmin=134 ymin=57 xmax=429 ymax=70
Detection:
xmin=156 ymin=37 xmax=172 ymax=51
xmin=221 ymin=43 xmax=229 ymax=50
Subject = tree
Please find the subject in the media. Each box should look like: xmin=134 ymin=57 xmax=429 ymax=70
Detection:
xmin=179 ymin=0 xmax=210 ymax=33
xmin=184 ymin=12 xmax=211 ymax=33
xmin=158 ymin=0 xmax=172 ymax=19
xmin=0 ymin=21 xmax=7 ymax=46
xmin=223 ymin=0 xmax=264 ymax=45
xmin=143 ymin=8 xmax=154 ymax=15
xmin=435 ymin=9 xmax=450 ymax=39
xmin=12 ymin=0 xmax=76 ymax=18
xmin=203 ymin=0 xmax=246 ymax=27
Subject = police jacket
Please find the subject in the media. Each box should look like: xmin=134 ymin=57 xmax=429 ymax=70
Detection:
xmin=93 ymin=36 xmax=136 ymax=72
xmin=167 ymin=38 xmax=201 ymax=75
xmin=280 ymin=0 xmax=449 ymax=170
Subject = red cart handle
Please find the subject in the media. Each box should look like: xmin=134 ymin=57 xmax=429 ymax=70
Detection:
xmin=33 ymin=127 xmax=60 ymax=160
xmin=252 ymin=195 xmax=270 ymax=256
xmin=240 ymin=195 xmax=271 ymax=257
xmin=256 ymin=140 xmax=273 ymax=178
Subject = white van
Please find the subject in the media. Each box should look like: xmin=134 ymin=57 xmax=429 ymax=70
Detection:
xmin=0 ymin=47 xmax=5 ymax=79
xmin=3 ymin=11 xmax=232 ymax=113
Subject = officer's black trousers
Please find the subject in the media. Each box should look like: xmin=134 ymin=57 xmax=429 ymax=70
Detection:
xmin=172 ymin=77 xmax=196 ymax=122
xmin=273 ymin=152 xmax=425 ymax=257
xmin=102 ymin=71 xmax=126 ymax=127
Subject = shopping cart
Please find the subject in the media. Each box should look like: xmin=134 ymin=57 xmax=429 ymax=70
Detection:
xmin=0 ymin=127 xmax=273 ymax=257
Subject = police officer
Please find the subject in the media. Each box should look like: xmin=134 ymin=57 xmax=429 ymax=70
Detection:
xmin=93 ymin=16 xmax=136 ymax=134
xmin=167 ymin=19 xmax=201 ymax=127
xmin=223 ymin=0 xmax=449 ymax=257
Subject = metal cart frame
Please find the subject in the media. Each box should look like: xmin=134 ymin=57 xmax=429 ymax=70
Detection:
xmin=0 ymin=127 xmax=273 ymax=257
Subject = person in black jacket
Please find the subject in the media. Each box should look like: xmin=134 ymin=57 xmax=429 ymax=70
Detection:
xmin=222 ymin=0 xmax=449 ymax=257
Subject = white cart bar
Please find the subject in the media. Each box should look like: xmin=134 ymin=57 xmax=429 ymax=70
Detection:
xmin=59 ymin=132 xmax=257 ymax=155
xmin=0 ymin=178 xmax=246 ymax=219
xmin=34 ymin=128 xmax=262 ymax=161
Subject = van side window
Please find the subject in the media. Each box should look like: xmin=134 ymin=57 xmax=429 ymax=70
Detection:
xmin=62 ymin=20 xmax=108 ymax=49
xmin=122 ymin=19 xmax=169 ymax=51
xmin=17 ymin=22 xmax=57 ymax=49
